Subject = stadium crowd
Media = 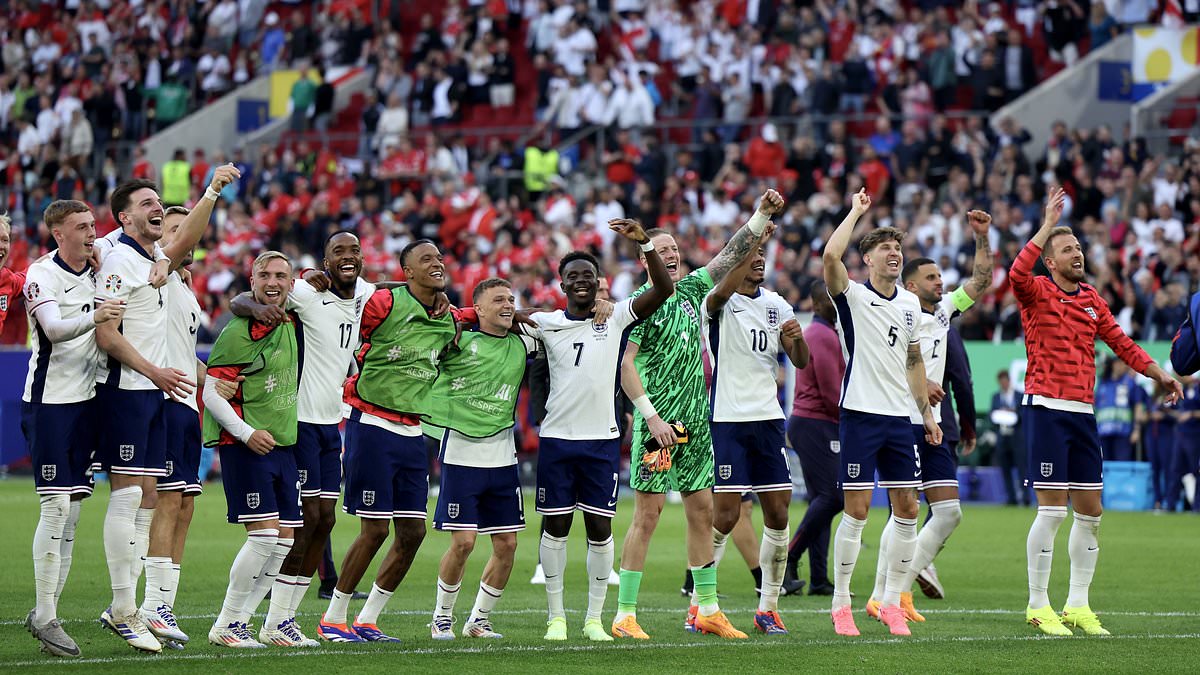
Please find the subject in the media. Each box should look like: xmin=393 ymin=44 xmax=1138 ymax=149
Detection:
xmin=1 ymin=0 xmax=1198 ymax=349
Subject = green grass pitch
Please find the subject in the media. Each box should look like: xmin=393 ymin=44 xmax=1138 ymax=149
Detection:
xmin=0 ymin=479 xmax=1196 ymax=672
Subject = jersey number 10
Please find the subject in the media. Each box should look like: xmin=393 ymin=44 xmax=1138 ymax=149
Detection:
xmin=748 ymin=328 xmax=769 ymax=352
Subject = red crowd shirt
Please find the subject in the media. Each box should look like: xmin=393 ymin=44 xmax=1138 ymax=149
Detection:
xmin=1010 ymin=241 xmax=1154 ymax=407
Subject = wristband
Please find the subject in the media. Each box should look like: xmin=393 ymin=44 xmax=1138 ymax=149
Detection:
xmin=204 ymin=186 xmax=221 ymax=202
xmin=747 ymin=210 xmax=768 ymax=236
xmin=639 ymin=240 xmax=655 ymax=253
xmin=632 ymin=395 xmax=658 ymax=420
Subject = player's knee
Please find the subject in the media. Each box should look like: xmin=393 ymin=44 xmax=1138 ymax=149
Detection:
xmin=450 ymin=534 xmax=476 ymax=558
xmin=762 ymin=505 xmax=789 ymax=531
xmin=393 ymin=520 xmax=426 ymax=550
xmin=491 ymin=533 xmax=517 ymax=560
xmin=712 ymin=509 xmax=739 ymax=535
xmin=942 ymin=503 xmax=963 ymax=529
xmin=359 ymin=519 xmax=391 ymax=547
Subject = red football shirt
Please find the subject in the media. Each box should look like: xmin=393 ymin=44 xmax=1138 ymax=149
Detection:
xmin=1010 ymin=241 xmax=1154 ymax=406
xmin=0 ymin=267 xmax=27 ymax=332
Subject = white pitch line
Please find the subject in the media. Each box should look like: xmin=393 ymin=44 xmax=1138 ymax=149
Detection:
xmin=4 ymin=632 xmax=1200 ymax=668
xmin=5 ymin=607 xmax=1197 ymax=628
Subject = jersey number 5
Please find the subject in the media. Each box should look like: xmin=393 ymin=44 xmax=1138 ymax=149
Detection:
xmin=887 ymin=325 xmax=899 ymax=347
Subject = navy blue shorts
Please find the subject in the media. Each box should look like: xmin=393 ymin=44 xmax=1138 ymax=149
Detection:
xmin=712 ymin=419 xmax=791 ymax=494
xmin=434 ymin=463 xmax=525 ymax=534
xmin=341 ymin=410 xmax=428 ymax=520
xmin=788 ymin=416 xmax=841 ymax=500
xmin=296 ymin=422 xmax=343 ymax=500
xmin=536 ymin=437 xmax=620 ymax=518
xmin=838 ymin=410 xmax=920 ymax=491
xmin=912 ymin=424 xmax=957 ymax=490
xmin=1023 ymin=404 xmax=1103 ymax=490
xmin=161 ymin=401 xmax=202 ymax=495
xmin=93 ymin=384 xmax=166 ymax=477
xmin=218 ymin=442 xmax=302 ymax=528
xmin=22 ymin=401 xmax=96 ymax=497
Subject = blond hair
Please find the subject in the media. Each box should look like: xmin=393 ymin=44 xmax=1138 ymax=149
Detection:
xmin=253 ymin=250 xmax=293 ymax=273
xmin=43 ymin=200 xmax=92 ymax=229
xmin=0 ymin=213 xmax=10 ymax=237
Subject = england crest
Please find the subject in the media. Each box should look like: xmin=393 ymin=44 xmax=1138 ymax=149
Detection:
xmin=246 ymin=492 xmax=261 ymax=509
xmin=165 ymin=460 xmax=174 ymax=476
xmin=1040 ymin=462 xmax=1054 ymax=478
xmin=903 ymin=310 xmax=915 ymax=331
xmin=119 ymin=444 xmax=135 ymax=461
xmin=1084 ymin=307 xmax=1098 ymax=320
xmin=362 ymin=490 xmax=375 ymax=507
xmin=41 ymin=464 xmax=57 ymax=481
xmin=847 ymin=463 xmax=861 ymax=479
xmin=718 ymin=464 xmax=732 ymax=480
xmin=447 ymin=503 xmax=460 ymax=519
xmin=297 ymin=469 xmax=308 ymax=486
xmin=0 ymin=295 xmax=6 ymax=312
xmin=767 ymin=307 xmax=779 ymax=327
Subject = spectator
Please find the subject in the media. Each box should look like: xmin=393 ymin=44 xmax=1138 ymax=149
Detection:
xmin=743 ymin=123 xmax=786 ymax=180
xmin=312 ymin=70 xmax=335 ymax=132
xmin=990 ymin=369 xmax=1025 ymax=505
xmin=490 ymin=38 xmax=516 ymax=107
xmin=720 ymin=71 xmax=750 ymax=143
xmin=1001 ymin=27 xmax=1037 ymax=102
xmin=289 ymin=67 xmax=318 ymax=132
xmin=63 ymin=109 xmax=93 ymax=167
xmin=1089 ymin=2 xmax=1120 ymax=51
xmin=1043 ymin=0 xmax=1084 ymax=66
xmin=161 ymin=148 xmax=191 ymax=207
xmin=968 ymin=49 xmax=1006 ymax=112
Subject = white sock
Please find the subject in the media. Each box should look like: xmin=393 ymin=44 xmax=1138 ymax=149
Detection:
xmin=831 ymin=513 xmax=867 ymax=611
xmin=288 ymin=575 xmax=312 ymax=619
xmin=910 ymin=500 xmax=962 ymax=572
xmin=164 ymin=564 xmax=181 ymax=609
xmin=540 ymin=532 xmax=568 ymax=620
xmin=356 ymin=583 xmax=393 ymax=625
xmin=104 ymin=485 xmax=142 ymax=616
xmin=140 ymin=556 xmax=174 ymax=612
xmin=216 ymin=529 xmax=277 ymax=626
xmin=32 ymin=494 xmax=69 ymax=624
xmin=265 ymin=574 xmax=298 ymax=628
xmin=586 ymin=537 xmax=614 ymax=622
xmin=324 ymin=589 xmax=353 ymax=625
xmin=871 ymin=516 xmax=893 ymax=601
xmin=130 ymin=507 xmax=154 ymax=589
xmin=242 ymin=537 xmax=292 ymax=620
xmin=1026 ymin=506 xmax=1068 ymax=610
xmin=712 ymin=527 xmax=729 ymax=567
xmin=883 ymin=516 xmax=918 ymax=606
xmin=434 ymin=577 xmax=461 ymax=619
xmin=468 ymin=582 xmax=504 ymax=624
xmin=56 ymin=500 xmax=81 ymax=603
xmin=1066 ymin=513 xmax=1101 ymax=608
xmin=758 ymin=526 xmax=789 ymax=612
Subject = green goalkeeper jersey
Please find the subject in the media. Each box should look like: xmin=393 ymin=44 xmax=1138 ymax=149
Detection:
xmin=628 ymin=267 xmax=714 ymax=427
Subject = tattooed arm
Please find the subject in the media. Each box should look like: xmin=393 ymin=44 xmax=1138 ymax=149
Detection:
xmin=964 ymin=209 xmax=994 ymax=301
xmin=705 ymin=189 xmax=785 ymax=284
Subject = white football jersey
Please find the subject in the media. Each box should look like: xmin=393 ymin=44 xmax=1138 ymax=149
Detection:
xmin=94 ymin=234 xmax=168 ymax=390
xmin=164 ymin=271 xmax=202 ymax=412
xmin=528 ymin=298 xmax=640 ymax=440
xmin=290 ymin=277 xmax=375 ymax=425
xmin=702 ymin=288 xmax=794 ymax=422
xmin=832 ymin=280 xmax=922 ymax=417
xmin=93 ymin=228 xmax=124 ymax=263
xmin=23 ymin=256 xmax=100 ymax=404
xmin=908 ymin=293 xmax=964 ymax=423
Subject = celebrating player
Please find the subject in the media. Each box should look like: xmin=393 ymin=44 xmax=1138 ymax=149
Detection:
xmin=0 ymin=215 xmax=25 ymax=333
xmin=21 ymin=201 xmax=125 ymax=657
xmin=531 ymin=219 xmax=673 ymax=642
xmin=614 ymin=190 xmax=783 ymax=640
xmin=822 ymin=188 xmax=939 ymax=637
xmin=203 ymin=251 xmax=303 ymax=649
xmin=865 ymin=209 xmax=994 ymax=623
xmin=94 ymin=170 xmax=235 ymax=652
xmin=133 ymin=204 xmax=216 ymax=649
xmin=317 ymin=240 xmax=457 ymax=643
xmin=1013 ymin=188 xmax=1181 ymax=636
xmin=426 ymin=278 xmax=538 ymax=640
xmin=227 ymin=231 xmax=376 ymax=646
xmin=702 ymin=220 xmax=809 ymax=635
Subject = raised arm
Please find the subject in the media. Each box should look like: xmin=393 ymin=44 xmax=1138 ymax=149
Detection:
xmin=610 ymin=218 xmax=674 ymax=318
xmin=822 ymin=188 xmax=872 ymax=296
xmin=705 ymin=189 xmax=785 ymax=284
xmin=230 ymin=290 xmax=288 ymax=325
xmin=963 ymin=209 xmax=994 ymax=301
xmin=620 ymin=341 xmax=678 ymax=450
xmin=706 ymin=221 xmax=777 ymax=314
xmin=161 ymin=164 xmax=240 ymax=270
xmin=1096 ymin=297 xmax=1183 ymax=404
xmin=1010 ymin=187 xmax=1065 ymax=295
xmin=907 ymin=341 xmax=942 ymax=446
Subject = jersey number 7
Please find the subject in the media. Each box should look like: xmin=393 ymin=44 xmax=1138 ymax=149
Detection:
xmin=572 ymin=342 xmax=584 ymax=367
